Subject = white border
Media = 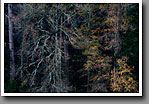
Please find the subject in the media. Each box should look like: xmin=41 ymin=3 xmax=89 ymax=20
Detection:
xmin=1 ymin=0 xmax=142 ymax=96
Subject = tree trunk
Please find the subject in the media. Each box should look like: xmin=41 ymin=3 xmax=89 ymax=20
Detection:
xmin=114 ymin=4 xmax=121 ymax=88
xmin=114 ymin=4 xmax=121 ymax=56
xmin=55 ymin=5 xmax=59 ymax=92
xmin=8 ymin=4 xmax=15 ymax=80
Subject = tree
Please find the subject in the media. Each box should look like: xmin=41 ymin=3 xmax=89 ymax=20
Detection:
xmin=110 ymin=57 xmax=138 ymax=92
xmin=8 ymin=4 xmax=15 ymax=79
xmin=4 ymin=3 xmax=139 ymax=93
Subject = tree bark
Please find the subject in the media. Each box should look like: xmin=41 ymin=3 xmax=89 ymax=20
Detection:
xmin=8 ymin=4 xmax=15 ymax=80
xmin=114 ymin=4 xmax=121 ymax=87
xmin=55 ymin=4 xmax=59 ymax=92
xmin=114 ymin=4 xmax=121 ymax=56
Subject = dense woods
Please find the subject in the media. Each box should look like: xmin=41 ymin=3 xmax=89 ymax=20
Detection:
xmin=4 ymin=3 xmax=139 ymax=93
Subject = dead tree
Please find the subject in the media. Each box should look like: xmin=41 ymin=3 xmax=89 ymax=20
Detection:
xmin=8 ymin=4 xmax=15 ymax=80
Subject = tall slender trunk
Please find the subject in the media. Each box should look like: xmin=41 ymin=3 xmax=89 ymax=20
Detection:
xmin=55 ymin=4 xmax=64 ymax=92
xmin=114 ymin=4 xmax=121 ymax=88
xmin=55 ymin=4 xmax=59 ymax=92
xmin=8 ymin=4 xmax=15 ymax=80
xmin=114 ymin=4 xmax=121 ymax=57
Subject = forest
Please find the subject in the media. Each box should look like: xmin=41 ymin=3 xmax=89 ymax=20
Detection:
xmin=4 ymin=3 xmax=139 ymax=93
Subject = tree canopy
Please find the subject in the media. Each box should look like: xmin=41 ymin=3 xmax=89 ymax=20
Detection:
xmin=4 ymin=3 xmax=139 ymax=93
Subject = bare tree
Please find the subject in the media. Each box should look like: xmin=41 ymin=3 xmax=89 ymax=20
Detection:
xmin=113 ymin=4 xmax=122 ymax=88
xmin=8 ymin=4 xmax=15 ymax=80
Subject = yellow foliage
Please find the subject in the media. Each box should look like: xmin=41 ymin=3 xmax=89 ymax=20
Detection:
xmin=111 ymin=57 xmax=138 ymax=92
xmin=91 ymin=35 xmax=98 ymax=39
